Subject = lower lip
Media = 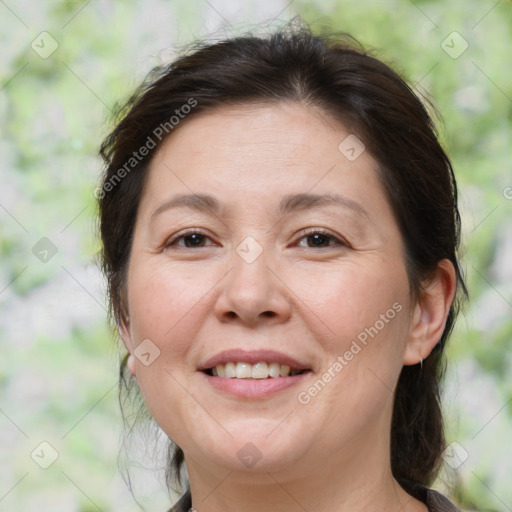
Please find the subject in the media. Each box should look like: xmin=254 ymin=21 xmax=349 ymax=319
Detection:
xmin=199 ymin=371 xmax=312 ymax=400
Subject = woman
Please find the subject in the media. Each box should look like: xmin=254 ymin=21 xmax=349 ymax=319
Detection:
xmin=97 ymin=22 xmax=466 ymax=512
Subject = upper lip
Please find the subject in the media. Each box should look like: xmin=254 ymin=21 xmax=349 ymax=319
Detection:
xmin=198 ymin=349 xmax=311 ymax=372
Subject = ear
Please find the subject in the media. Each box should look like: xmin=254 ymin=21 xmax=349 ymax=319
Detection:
xmin=403 ymin=259 xmax=457 ymax=366
xmin=118 ymin=313 xmax=137 ymax=377
xmin=115 ymin=287 xmax=138 ymax=377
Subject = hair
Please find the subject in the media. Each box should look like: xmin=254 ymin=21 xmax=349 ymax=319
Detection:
xmin=97 ymin=19 xmax=467 ymax=497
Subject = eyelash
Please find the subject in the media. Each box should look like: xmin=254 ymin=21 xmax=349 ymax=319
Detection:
xmin=164 ymin=229 xmax=348 ymax=250
xmin=295 ymin=228 xmax=348 ymax=249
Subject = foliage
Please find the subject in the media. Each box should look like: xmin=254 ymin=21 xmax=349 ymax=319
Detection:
xmin=0 ymin=1 xmax=510 ymax=510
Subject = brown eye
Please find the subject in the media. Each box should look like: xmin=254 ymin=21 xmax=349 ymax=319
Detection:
xmin=296 ymin=230 xmax=347 ymax=249
xmin=304 ymin=233 xmax=332 ymax=248
xmin=165 ymin=231 xmax=215 ymax=249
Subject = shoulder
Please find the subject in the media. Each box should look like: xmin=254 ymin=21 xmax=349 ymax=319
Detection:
xmin=167 ymin=484 xmax=461 ymax=512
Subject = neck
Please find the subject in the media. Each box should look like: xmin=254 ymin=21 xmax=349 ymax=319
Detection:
xmin=183 ymin=430 xmax=427 ymax=512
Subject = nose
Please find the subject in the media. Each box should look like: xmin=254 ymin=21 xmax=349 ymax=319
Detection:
xmin=213 ymin=249 xmax=292 ymax=327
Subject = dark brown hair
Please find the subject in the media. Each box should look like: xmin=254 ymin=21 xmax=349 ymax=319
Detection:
xmin=98 ymin=20 xmax=467 ymax=496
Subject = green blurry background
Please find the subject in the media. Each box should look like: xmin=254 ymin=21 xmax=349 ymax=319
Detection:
xmin=1 ymin=1 xmax=510 ymax=510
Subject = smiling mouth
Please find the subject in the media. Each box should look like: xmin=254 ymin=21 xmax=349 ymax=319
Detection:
xmin=203 ymin=361 xmax=309 ymax=379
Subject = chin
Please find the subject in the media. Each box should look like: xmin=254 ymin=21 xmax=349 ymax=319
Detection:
xmin=187 ymin=421 xmax=306 ymax=472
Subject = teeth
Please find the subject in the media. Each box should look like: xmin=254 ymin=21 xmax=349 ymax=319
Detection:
xmin=251 ymin=362 xmax=268 ymax=379
xmin=268 ymin=362 xmax=281 ymax=378
xmin=210 ymin=362 xmax=305 ymax=379
xmin=236 ymin=362 xmax=252 ymax=379
xmin=225 ymin=362 xmax=236 ymax=378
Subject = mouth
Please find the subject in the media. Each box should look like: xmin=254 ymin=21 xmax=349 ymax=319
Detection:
xmin=202 ymin=362 xmax=310 ymax=379
xmin=200 ymin=366 xmax=311 ymax=400
xmin=198 ymin=349 xmax=313 ymax=399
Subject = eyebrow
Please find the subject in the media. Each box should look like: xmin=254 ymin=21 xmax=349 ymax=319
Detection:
xmin=278 ymin=192 xmax=368 ymax=218
xmin=151 ymin=193 xmax=221 ymax=219
xmin=150 ymin=192 xmax=368 ymax=220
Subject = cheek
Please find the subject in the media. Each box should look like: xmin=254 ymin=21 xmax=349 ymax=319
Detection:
xmin=125 ymin=266 xmax=204 ymax=394
xmin=127 ymin=262 xmax=216 ymax=343
xmin=292 ymin=266 xmax=410 ymax=441
xmin=292 ymin=258 xmax=411 ymax=404
xmin=124 ymin=259 xmax=235 ymax=398
xmin=125 ymin=265 xmax=212 ymax=441
xmin=290 ymin=258 xmax=409 ymax=350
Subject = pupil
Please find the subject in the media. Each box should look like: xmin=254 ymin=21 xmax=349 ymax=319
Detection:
xmin=185 ymin=234 xmax=204 ymax=247
xmin=309 ymin=234 xmax=328 ymax=247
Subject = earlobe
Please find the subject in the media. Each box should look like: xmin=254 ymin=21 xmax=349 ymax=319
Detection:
xmin=119 ymin=318 xmax=137 ymax=377
xmin=127 ymin=354 xmax=137 ymax=377
xmin=118 ymin=319 xmax=137 ymax=377
xmin=403 ymin=302 xmax=428 ymax=365
xmin=403 ymin=259 xmax=457 ymax=366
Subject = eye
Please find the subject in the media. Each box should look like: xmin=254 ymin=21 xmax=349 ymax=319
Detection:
xmin=164 ymin=230 xmax=216 ymax=249
xmin=296 ymin=229 xmax=348 ymax=249
xmin=164 ymin=229 xmax=346 ymax=250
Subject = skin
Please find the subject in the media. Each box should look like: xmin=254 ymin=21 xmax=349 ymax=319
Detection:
xmin=119 ymin=103 xmax=456 ymax=512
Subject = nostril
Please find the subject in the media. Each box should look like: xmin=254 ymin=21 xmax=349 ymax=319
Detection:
xmin=262 ymin=311 xmax=276 ymax=317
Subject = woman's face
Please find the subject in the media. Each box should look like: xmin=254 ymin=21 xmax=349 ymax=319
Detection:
xmin=120 ymin=103 xmax=418 ymax=478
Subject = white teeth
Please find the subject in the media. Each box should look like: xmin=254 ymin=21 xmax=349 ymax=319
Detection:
xmin=268 ymin=362 xmax=281 ymax=378
xmin=210 ymin=362 xmax=305 ymax=379
xmin=236 ymin=362 xmax=252 ymax=379
xmin=225 ymin=362 xmax=236 ymax=378
xmin=251 ymin=362 xmax=268 ymax=379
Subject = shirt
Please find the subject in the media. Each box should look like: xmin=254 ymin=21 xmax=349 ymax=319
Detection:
xmin=167 ymin=483 xmax=460 ymax=512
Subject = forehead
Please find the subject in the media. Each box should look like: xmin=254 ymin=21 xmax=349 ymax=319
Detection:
xmin=155 ymin=102 xmax=353 ymax=163
xmin=142 ymin=103 xmax=382 ymax=204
